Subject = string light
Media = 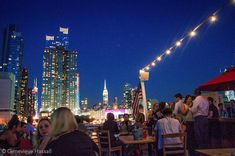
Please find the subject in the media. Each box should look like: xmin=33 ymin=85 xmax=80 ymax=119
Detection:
xmin=210 ymin=15 xmax=217 ymax=23
xmin=157 ymin=56 xmax=162 ymax=61
xmin=166 ymin=49 xmax=171 ymax=55
xmin=140 ymin=1 xmax=233 ymax=72
xmin=175 ymin=41 xmax=181 ymax=47
xmin=190 ymin=31 xmax=196 ymax=37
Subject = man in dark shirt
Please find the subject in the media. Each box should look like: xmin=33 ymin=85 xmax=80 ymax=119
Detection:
xmin=102 ymin=113 xmax=122 ymax=147
xmin=208 ymin=97 xmax=219 ymax=118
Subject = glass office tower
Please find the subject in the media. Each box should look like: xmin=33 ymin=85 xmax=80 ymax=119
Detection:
xmin=0 ymin=24 xmax=24 ymax=112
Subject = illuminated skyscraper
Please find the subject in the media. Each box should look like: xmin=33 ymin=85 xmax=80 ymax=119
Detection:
xmin=75 ymin=73 xmax=80 ymax=114
xmin=103 ymin=80 xmax=108 ymax=105
xmin=27 ymin=88 xmax=35 ymax=117
xmin=81 ymin=98 xmax=88 ymax=111
xmin=122 ymin=83 xmax=134 ymax=109
xmin=32 ymin=78 xmax=39 ymax=117
xmin=41 ymin=46 xmax=78 ymax=113
xmin=18 ymin=68 xmax=28 ymax=117
xmin=41 ymin=27 xmax=79 ymax=113
xmin=0 ymin=24 xmax=24 ymax=112
xmin=18 ymin=68 xmax=35 ymax=118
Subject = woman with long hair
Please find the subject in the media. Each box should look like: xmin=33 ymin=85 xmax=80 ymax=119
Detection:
xmin=180 ymin=95 xmax=194 ymax=133
xmin=43 ymin=107 xmax=98 ymax=156
xmin=134 ymin=113 xmax=145 ymax=129
xmin=33 ymin=118 xmax=51 ymax=155
xmin=181 ymin=95 xmax=193 ymax=123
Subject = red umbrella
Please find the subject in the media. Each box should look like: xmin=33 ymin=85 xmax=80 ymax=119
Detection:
xmin=197 ymin=67 xmax=235 ymax=91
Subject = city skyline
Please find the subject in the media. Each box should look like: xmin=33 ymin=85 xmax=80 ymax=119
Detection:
xmin=1 ymin=0 xmax=235 ymax=106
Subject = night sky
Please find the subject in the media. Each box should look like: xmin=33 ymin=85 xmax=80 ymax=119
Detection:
xmin=1 ymin=0 xmax=235 ymax=107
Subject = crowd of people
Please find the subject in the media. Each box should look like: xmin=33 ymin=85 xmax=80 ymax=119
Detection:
xmin=148 ymin=90 xmax=235 ymax=155
xmin=105 ymin=90 xmax=235 ymax=155
xmin=0 ymin=108 xmax=98 ymax=156
xmin=0 ymin=90 xmax=235 ymax=156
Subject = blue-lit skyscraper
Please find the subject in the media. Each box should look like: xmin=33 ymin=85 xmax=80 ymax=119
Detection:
xmin=76 ymin=73 xmax=80 ymax=114
xmin=41 ymin=27 xmax=79 ymax=114
xmin=0 ymin=24 xmax=24 ymax=112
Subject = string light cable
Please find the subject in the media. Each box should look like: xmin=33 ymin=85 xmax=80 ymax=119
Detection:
xmin=140 ymin=0 xmax=235 ymax=72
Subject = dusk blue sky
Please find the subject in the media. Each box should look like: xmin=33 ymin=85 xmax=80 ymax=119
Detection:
xmin=1 ymin=0 xmax=235 ymax=107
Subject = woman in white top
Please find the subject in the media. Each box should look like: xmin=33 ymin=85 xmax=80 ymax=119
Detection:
xmin=181 ymin=95 xmax=194 ymax=123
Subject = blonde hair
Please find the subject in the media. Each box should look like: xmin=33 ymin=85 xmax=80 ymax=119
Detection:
xmin=33 ymin=117 xmax=51 ymax=148
xmin=135 ymin=113 xmax=145 ymax=124
xmin=152 ymin=102 xmax=158 ymax=111
xmin=49 ymin=107 xmax=78 ymax=137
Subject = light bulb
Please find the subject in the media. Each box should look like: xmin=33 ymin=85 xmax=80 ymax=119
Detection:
xmin=176 ymin=41 xmax=181 ymax=47
xmin=210 ymin=15 xmax=217 ymax=23
xmin=157 ymin=56 xmax=162 ymax=61
xmin=190 ymin=31 xmax=196 ymax=37
xmin=166 ymin=49 xmax=171 ymax=55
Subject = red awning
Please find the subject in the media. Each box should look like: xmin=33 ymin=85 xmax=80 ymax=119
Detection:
xmin=197 ymin=67 xmax=235 ymax=91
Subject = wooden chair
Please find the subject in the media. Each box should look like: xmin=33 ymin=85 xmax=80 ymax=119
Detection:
xmin=162 ymin=132 xmax=187 ymax=156
xmin=98 ymin=130 xmax=122 ymax=156
xmin=89 ymin=130 xmax=102 ymax=156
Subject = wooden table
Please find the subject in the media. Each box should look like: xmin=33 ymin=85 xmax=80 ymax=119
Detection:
xmin=119 ymin=135 xmax=155 ymax=144
xmin=119 ymin=135 xmax=155 ymax=156
xmin=195 ymin=148 xmax=235 ymax=156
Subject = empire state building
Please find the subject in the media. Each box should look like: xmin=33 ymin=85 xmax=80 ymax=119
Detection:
xmin=103 ymin=80 xmax=108 ymax=105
